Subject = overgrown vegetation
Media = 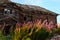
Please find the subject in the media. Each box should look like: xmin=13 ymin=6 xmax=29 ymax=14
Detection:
xmin=0 ymin=20 xmax=60 ymax=40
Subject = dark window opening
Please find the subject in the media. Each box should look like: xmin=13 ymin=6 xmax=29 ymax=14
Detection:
xmin=4 ymin=9 xmax=10 ymax=15
xmin=5 ymin=11 xmax=7 ymax=14
xmin=4 ymin=9 xmax=15 ymax=15
xmin=10 ymin=10 xmax=12 ymax=14
xmin=24 ymin=16 xmax=27 ymax=21
xmin=4 ymin=9 xmax=8 ymax=14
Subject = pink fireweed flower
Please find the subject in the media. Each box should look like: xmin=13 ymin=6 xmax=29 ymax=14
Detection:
xmin=37 ymin=19 xmax=42 ymax=25
xmin=36 ymin=19 xmax=42 ymax=28
xmin=22 ymin=22 xmax=27 ymax=29
xmin=16 ymin=22 xmax=21 ymax=32
xmin=46 ymin=21 xmax=54 ymax=32
xmin=49 ymin=21 xmax=54 ymax=29
xmin=41 ymin=20 xmax=47 ymax=27
xmin=45 ymin=21 xmax=49 ymax=27
xmin=33 ymin=19 xmax=43 ymax=32
xmin=34 ymin=20 xmax=39 ymax=27
xmin=25 ymin=21 xmax=33 ymax=30
xmin=16 ymin=22 xmax=21 ymax=27
xmin=22 ymin=22 xmax=26 ymax=27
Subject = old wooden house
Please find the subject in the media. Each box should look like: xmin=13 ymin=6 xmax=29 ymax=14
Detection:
xmin=0 ymin=0 xmax=58 ymax=28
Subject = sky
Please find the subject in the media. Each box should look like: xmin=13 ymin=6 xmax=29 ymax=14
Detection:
xmin=11 ymin=0 xmax=60 ymax=23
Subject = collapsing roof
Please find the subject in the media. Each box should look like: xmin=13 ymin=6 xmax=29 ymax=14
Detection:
xmin=18 ymin=4 xmax=58 ymax=16
xmin=0 ymin=1 xmax=59 ymax=16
